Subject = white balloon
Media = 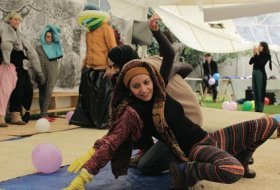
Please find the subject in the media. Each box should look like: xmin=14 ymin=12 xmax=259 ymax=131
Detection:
xmin=35 ymin=118 xmax=50 ymax=133
xmin=208 ymin=77 xmax=215 ymax=85
xmin=221 ymin=101 xmax=230 ymax=110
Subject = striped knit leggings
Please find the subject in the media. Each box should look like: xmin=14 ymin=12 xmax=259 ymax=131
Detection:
xmin=186 ymin=117 xmax=278 ymax=184
xmin=38 ymin=61 xmax=58 ymax=117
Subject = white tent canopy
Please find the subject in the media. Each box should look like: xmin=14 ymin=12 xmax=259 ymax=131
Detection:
xmin=153 ymin=6 xmax=253 ymax=53
xmin=234 ymin=13 xmax=280 ymax=50
xmin=108 ymin=0 xmax=280 ymax=53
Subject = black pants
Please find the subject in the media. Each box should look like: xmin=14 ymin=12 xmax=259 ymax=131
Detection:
xmin=9 ymin=50 xmax=33 ymax=112
xmin=137 ymin=140 xmax=175 ymax=175
xmin=203 ymin=80 xmax=218 ymax=100
xmin=252 ymin=70 xmax=267 ymax=112
xmin=9 ymin=68 xmax=33 ymax=112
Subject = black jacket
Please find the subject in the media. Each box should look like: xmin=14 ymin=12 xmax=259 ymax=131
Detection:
xmin=203 ymin=60 xmax=218 ymax=77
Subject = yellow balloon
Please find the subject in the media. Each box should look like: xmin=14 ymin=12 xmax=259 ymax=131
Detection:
xmin=250 ymin=100 xmax=255 ymax=109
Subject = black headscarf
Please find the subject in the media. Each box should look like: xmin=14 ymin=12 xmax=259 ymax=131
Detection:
xmin=107 ymin=45 xmax=139 ymax=70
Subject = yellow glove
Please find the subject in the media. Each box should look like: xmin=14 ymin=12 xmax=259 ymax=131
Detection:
xmin=63 ymin=168 xmax=93 ymax=190
xmin=68 ymin=148 xmax=95 ymax=173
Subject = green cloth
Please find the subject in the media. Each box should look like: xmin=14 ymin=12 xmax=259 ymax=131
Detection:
xmin=83 ymin=17 xmax=105 ymax=31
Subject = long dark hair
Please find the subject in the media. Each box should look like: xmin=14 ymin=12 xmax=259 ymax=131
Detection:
xmin=108 ymin=45 xmax=139 ymax=70
xmin=260 ymin=41 xmax=272 ymax=70
xmin=260 ymin=41 xmax=270 ymax=55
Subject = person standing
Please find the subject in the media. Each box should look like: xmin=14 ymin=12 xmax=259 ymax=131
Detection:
xmin=1 ymin=11 xmax=45 ymax=125
xmin=70 ymin=3 xmax=117 ymax=129
xmin=0 ymin=55 xmax=17 ymax=127
xmin=202 ymin=53 xmax=218 ymax=102
xmin=36 ymin=25 xmax=63 ymax=121
xmin=249 ymin=42 xmax=272 ymax=112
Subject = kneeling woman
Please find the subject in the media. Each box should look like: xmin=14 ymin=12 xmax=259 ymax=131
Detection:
xmin=64 ymin=14 xmax=278 ymax=189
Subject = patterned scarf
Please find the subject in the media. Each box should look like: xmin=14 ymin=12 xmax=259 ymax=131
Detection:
xmin=110 ymin=60 xmax=188 ymax=162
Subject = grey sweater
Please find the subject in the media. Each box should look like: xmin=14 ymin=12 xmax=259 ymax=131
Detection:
xmin=0 ymin=22 xmax=43 ymax=75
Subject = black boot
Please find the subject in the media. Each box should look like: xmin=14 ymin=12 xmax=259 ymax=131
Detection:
xmin=236 ymin=155 xmax=256 ymax=178
xmin=248 ymin=157 xmax=254 ymax=165
xmin=22 ymin=112 xmax=30 ymax=123
xmin=242 ymin=162 xmax=256 ymax=178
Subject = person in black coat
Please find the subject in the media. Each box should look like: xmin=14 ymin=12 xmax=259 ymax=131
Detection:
xmin=202 ymin=53 xmax=218 ymax=102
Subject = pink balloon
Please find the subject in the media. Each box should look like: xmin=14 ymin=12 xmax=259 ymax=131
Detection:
xmin=32 ymin=143 xmax=62 ymax=174
xmin=222 ymin=101 xmax=231 ymax=110
xmin=229 ymin=101 xmax=238 ymax=111
xmin=208 ymin=77 xmax=215 ymax=85
xmin=264 ymin=97 xmax=270 ymax=105
xmin=66 ymin=111 xmax=74 ymax=123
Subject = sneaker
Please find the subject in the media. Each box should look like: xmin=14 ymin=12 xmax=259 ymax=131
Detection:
xmin=42 ymin=116 xmax=56 ymax=122
xmin=48 ymin=117 xmax=56 ymax=122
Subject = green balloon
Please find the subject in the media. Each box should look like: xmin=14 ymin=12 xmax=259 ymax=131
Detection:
xmin=242 ymin=101 xmax=252 ymax=111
